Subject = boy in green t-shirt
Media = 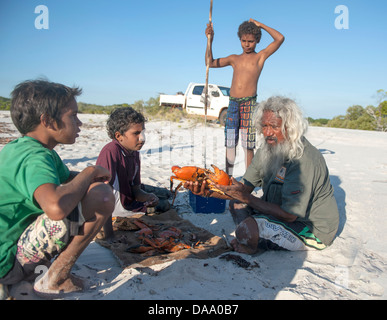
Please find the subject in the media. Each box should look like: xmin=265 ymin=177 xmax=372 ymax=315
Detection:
xmin=0 ymin=80 xmax=115 ymax=298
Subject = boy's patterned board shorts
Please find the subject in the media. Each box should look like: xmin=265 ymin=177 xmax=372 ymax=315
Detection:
xmin=0 ymin=204 xmax=84 ymax=285
xmin=16 ymin=203 xmax=84 ymax=266
xmin=224 ymin=95 xmax=257 ymax=150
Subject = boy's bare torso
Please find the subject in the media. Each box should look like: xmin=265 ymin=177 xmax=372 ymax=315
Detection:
xmin=229 ymin=51 xmax=264 ymax=98
xmin=206 ymin=20 xmax=284 ymax=99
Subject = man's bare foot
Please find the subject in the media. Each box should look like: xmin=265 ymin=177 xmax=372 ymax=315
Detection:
xmin=230 ymin=239 xmax=257 ymax=254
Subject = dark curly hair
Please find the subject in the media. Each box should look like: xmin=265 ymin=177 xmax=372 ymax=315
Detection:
xmin=10 ymin=79 xmax=82 ymax=135
xmin=237 ymin=21 xmax=262 ymax=43
xmin=106 ymin=107 xmax=145 ymax=139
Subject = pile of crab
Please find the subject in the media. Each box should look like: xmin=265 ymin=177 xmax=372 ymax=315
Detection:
xmin=170 ymin=164 xmax=232 ymax=204
xmin=115 ymin=218 xmax=202 ymax=256
xmin=116 ymin=164 xmax=231 ymax=256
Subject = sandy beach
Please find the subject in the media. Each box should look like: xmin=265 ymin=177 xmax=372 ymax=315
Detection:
xmin=1 ymin=110 xmax=386 ymax=300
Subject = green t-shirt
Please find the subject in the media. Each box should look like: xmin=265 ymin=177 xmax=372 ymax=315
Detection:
xmin=0 ymin=136 xmax=69 ymax=278
xmin=242 ymin=137 xmax=339 ymax=246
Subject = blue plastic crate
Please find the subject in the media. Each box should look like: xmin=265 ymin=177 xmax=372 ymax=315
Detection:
xmin=188 ymin=191 xmax=226 ymax=214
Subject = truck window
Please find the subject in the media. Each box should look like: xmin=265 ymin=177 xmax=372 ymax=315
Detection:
xmin=192 ymin=86 xmax=204 ymax=95
xmin=218 ymin=86 xmax=230 ymax=96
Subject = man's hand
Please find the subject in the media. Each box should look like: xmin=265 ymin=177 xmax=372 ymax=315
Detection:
xmin=183 ymin=180 xmax=212 ymax=197
xmin=214 ymin=177 xmax=251 ymax=203
xmin=218 ymin=178 xmax=297 ymax=223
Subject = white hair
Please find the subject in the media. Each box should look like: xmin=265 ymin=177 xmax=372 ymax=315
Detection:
xmin=254 ymin=96 xmax=308 ymax=161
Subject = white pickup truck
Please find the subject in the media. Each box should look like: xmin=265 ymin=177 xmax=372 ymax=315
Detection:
xmin=159 ymin=82 xmax=230 ymax=126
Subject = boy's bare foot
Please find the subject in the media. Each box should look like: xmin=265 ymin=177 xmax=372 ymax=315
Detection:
xmin=34 ymin=272 xmax=84 ymax=298
xmin=0 ymin=284 xmax=10 ymax=300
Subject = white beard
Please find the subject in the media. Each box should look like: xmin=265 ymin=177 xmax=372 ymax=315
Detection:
xmin=258 ymin=139 xmax=291 ymax=178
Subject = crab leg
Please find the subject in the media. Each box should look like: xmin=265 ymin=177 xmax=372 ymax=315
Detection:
xmin=172 ymin=181 xmax=184 ymax=205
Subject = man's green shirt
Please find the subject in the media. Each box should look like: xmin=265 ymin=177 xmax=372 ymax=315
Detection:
xmin=242 ymin=137 xmax=339 ymax=245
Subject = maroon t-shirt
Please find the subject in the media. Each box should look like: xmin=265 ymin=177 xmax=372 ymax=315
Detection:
xmin=96 ymin=140 xmax=145 ymax=212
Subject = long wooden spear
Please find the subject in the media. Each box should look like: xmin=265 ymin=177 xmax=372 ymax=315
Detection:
xmin=205 ymin=0 xmax=213 ymax=109
xmin=203 ymin=0 xmax=213 ymax=169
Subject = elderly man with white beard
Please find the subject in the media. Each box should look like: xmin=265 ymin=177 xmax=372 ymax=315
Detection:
xmin=185 ymin=96 xmax=340 ymax=254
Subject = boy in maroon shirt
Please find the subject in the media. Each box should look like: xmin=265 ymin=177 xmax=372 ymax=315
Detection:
xmin=96 ymin=107 xmax=170 ymax=239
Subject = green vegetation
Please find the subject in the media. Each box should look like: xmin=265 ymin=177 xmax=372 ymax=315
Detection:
xmin=0 ymin=95 xmax=200 ymax=123
xmin=322 ymin=90 xmax=387 ymax=132
xmin=110 ymin=97 xmax=201 ymax=123
xmin=76 ymin=97 xmax=202 ymax=123
xmin=307 ymin=117 xmax=329 ymax=127
xmin=0 ymin=96 xmax=11 ymax=110
xmin=1 ymin=90 xmax=386 ymax=131
xmin=325 ymin=105 xmax=376 ymax=131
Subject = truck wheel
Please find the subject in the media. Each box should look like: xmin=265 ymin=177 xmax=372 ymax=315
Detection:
xmin=219 ymin=109 xmax=227 ymax=126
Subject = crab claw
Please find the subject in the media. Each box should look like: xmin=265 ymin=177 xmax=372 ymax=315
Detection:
xmin=207 ymin=164 xmax=231 ymax=186
xmin=171 ymin=165 xmax=181 ymax=173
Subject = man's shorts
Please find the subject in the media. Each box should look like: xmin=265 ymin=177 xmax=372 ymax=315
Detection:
xmin=0 ymin=204 xmax=84 ymax=285
xmin=254 ymin=214 xmax=326 ymax=251
xmin=225 ymin=95 xmax=257 ymax=150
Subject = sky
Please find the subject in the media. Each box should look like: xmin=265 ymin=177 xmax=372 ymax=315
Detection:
xmin=0 ymin=0 xmax=386 ymax=119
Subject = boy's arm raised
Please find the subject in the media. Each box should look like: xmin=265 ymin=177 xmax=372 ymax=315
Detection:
xmin=205 ymin=22 xmax=234 ymax=68
xmin=250 ymin=18 xmax=285 ymax=61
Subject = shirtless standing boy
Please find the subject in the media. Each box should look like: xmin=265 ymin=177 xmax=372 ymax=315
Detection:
xmin=205 ymin=18 xmax=284 ymax=175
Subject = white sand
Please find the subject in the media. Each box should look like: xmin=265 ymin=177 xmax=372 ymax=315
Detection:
xmin=1 ymin=110 xmax=387 ymax=300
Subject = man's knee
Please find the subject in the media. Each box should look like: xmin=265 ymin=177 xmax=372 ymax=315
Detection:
xmin=233 ymin=216 xmax=259 ymax=254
